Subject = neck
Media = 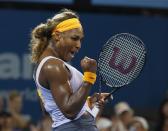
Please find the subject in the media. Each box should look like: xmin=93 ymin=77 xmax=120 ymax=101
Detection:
xmin=40 ymin=43 xmax=60 ymax=60
xmin=49 ymin=40 xmax=61 ymax=56
xmin=48 ymin=43 xmax=60 ymax=58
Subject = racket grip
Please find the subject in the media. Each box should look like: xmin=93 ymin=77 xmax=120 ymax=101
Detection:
xmin=91 ymin=103 xmax=99 ymax=118
xmin=104 ymin=93 xmax=114 ymax=101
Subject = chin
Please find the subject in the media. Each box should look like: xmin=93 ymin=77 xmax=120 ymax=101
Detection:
xmin=66 ymin=59 xmax=72 ymax=62
xmin=63 ymin=58 xmax=71 ymax=62
xmin=65 ymin=56 xmax=73 ymax=62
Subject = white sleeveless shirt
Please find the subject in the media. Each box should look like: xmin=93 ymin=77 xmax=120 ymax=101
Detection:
xmin=34 ymin=56 xmax=93 ymax=128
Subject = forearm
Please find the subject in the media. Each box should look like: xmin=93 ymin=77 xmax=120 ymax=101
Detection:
xmin=64 ymin=82 xmax=92 ymax=118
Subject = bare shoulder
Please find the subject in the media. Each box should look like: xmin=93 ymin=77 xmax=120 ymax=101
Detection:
xmin=42 ymin=58 xmax=69 ymax=84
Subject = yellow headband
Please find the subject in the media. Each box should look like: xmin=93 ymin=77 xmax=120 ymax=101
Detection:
xmin=52 ymin=18 xmax=82 ymax=34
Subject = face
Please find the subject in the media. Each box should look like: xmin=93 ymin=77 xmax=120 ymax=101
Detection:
xmin=162 ymin=102 xmax=168 ymax=118
xmin=121 ymin=111 xmax=134 ymax=127
xmin=11 ymin=96 xmax=22 ymax=113
xmin=52 ymin=27 xmax=84 ymax=62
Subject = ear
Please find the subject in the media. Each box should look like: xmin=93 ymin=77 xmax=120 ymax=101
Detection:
xmin=52 ymin=31 xmax=61 ymax=41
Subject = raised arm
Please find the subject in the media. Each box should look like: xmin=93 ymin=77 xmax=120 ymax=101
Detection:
xmin=42 ymin=57 xmax=97 ymax=119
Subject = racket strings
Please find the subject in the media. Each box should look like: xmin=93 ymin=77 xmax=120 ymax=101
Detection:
xmin=114 ymin=36 xmax=145 ymax=81
xmin=98 ymin=33 xmax=146 ymax=87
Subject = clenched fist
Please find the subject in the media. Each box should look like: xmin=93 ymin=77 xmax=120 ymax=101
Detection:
xmin=80 ymin=56 xmax=97 ymax=73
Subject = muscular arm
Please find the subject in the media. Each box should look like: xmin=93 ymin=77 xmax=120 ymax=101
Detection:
xmin=42 ymin=59 xmax=93 ymax=119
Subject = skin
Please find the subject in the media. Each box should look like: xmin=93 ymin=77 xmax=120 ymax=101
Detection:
xmin=163 ymin=119 xmax=168 ymax=131
xmin=9 ymin=96 xmax=22 ymax=113
xmin=162 ymin=102 xmax=168 ymax=118
xmin=38 ymin=27 xmax=109 ymax=119
xmin=8 ymin=96 xmax=29 ymax=128
xmin=0 ymin=96 xmax=4 ymax=112
xmin=119 ymin=111 xmax=134 ymax=129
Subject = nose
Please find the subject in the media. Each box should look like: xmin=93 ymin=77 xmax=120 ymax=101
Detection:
xmin=76 ymin=40 xmax=81 ymax=50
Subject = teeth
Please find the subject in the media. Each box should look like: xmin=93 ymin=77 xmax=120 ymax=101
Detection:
xmin=70 ymin=53 xmax=74 ymax=58
xmin=70 ymin=52 xmax=75 ymax=57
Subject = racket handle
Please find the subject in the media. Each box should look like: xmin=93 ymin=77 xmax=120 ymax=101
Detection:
xmin=104 ymin=92 xmax=114 ymax=101
xmin=91 ymin=103 xmax=99 ymax=118
xmin=104 ymin=87 xmax=121 ymax=100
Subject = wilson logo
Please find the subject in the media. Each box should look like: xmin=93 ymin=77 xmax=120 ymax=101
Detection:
xmin=109 ymin=47 xmax=137 ymax=75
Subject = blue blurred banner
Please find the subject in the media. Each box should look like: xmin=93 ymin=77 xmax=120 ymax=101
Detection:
xmin=0 ymin=9 xmax=168 ymax=121
xmin=2 ymin=0 xmax=168 ymax=9
xmin=0 ymin=0 xmax=73 ymax=4
xmin=92 ymin=0 xmax=168 ymax=9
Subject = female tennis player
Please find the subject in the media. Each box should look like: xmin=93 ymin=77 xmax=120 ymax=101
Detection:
xmin=30 ymin=9 xmax=109 ymax=131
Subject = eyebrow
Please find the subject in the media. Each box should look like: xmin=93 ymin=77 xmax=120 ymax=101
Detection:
xmin=73 ymin=34 xmax=84 ymax=39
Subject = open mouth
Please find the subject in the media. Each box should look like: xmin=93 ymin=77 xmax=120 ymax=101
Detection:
xmin=70 ymin=51 xmax=76 ymax=58
xmin=70 ymin=51 xmax=75 ymax=55
xmin=71 ymin=49 xmax=78 ymax=55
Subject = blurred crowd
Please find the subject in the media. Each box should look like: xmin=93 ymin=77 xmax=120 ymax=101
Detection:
xmin=0 ymin=90 xmax=168 ymax=131
xmin=0 ymin=91 xmax=52 ymax=131
xmin=96 ymin=96 xmax=168 ymax=131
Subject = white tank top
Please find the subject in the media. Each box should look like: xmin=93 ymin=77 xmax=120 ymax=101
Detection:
xmin=34 ymin=56 xmax=93 ymax=128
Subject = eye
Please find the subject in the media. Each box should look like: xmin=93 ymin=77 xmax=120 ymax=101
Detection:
xmin=71 ymin=36 xmax=79 ymax=41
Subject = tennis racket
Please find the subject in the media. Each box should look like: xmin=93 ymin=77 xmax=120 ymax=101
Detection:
xmin=91 ymin=33 xmax=146 ymax=117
